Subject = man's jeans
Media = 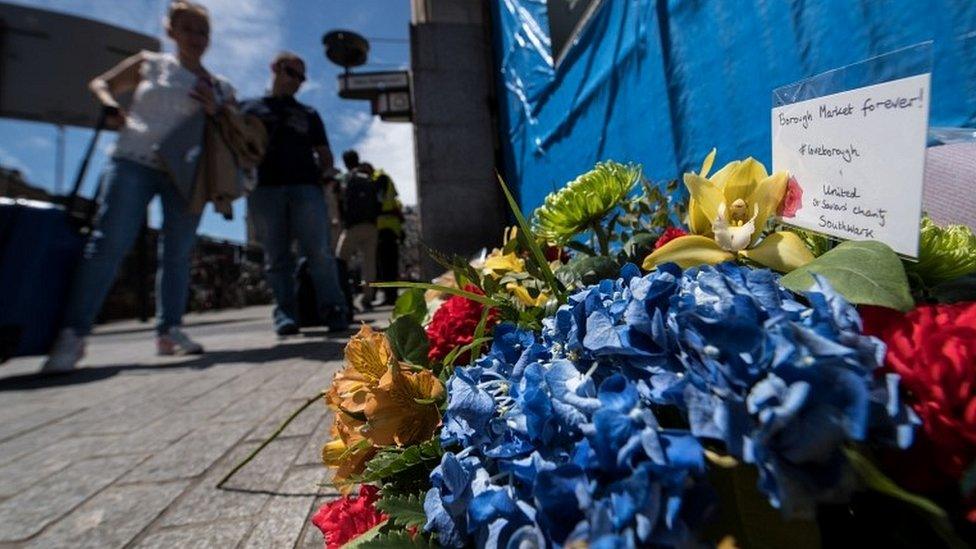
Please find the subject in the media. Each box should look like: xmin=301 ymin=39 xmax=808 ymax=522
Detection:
xmin=65 ymin=158 xmax=201 ymax=335
xmin=248 ymin=184 xmax=347 ymax=329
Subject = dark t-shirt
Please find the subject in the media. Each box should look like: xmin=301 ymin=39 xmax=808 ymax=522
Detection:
xmin=240 ymin=95 xmax=329 ymax=187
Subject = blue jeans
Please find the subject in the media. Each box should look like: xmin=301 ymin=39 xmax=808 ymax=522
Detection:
xmin=64 ymin=158 xmax=201 ymax=335
xmin=248 ymin=184 xmax=347 ymax=329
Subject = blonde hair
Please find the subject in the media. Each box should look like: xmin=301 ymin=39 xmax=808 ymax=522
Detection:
xmin=166 ymin=1 xmax=209 ymax=29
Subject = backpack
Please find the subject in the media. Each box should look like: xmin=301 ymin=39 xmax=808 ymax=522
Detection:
xmin=341 ymin=171 xmax=381 ymax=227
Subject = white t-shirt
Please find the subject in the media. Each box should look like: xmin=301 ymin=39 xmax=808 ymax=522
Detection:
xmin=113 ymin=51 xmax=234 ymax=169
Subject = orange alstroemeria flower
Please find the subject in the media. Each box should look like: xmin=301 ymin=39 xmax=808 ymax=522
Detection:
xmin=321 ymin=412 xmax=377 ymax=487
xmin=363 ymin=365 xmax=445 ymax=447
xmin=326 ymin=324 xmax=394 ymax=414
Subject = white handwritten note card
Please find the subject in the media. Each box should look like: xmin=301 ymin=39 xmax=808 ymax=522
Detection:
xmin=771 ymin=73 xmax=930 ymax=258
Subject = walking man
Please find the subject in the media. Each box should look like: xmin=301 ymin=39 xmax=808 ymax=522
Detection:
xmin=242 ymin=52 xmax=348 ymax=335
xmin=335 ymin=151 xmax=381 ymax=311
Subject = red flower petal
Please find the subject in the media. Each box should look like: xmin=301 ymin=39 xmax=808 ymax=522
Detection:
xmin=311 ymin=485 xmax=387 ymax=549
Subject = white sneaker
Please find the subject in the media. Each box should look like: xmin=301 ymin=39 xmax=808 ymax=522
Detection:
xmin=40 ymin=329 xmax=85 ymax=373
xmin=157 ymin=327 xmax=204 ymax=356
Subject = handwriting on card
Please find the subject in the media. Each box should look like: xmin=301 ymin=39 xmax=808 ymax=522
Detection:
xmin=772 ymin=73 xmax=930 ymax=258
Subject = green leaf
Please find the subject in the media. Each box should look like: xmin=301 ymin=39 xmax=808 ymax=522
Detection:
xmin=375 ymin=493 xmax=427 ymax=529
xmin=372 ymin=282 xmax=496 ymax=306
xmin=780 ymin=241 xmax=914 ymax=311
xmin=469 ymin=306 xmax=492 ymax=363
xmin=422 ymin=244 xmax=483 ymax=291
xmin=443 ymin=337 xmax=493 ymax=368
xmin=844 ymin=448 xmax=968 ymax=548
xmin=497 ymin=173 xmax=566 ymax=302
xmin=844 ymin=448 xmax=946 ymax=518
xmin=560 ymin=255 xmax=620 ymax=287
xmin=342 ymin=520 xmax=389 ymax=549
xmin=355 ymin=531 xmax=434 ymax=548
xmin=623 ymin=232 xmax=658 ymax=262
xmin=385 ymin=316 xmax=430 ymax=367
xmin=393 ymin=288 xmax=428 ymax=324
xmin=360 ymin=438 xmax=443 ymax=483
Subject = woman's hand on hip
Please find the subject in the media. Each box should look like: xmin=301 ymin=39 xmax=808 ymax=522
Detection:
xmin=102 ymin=104 xmax=127 ymax=130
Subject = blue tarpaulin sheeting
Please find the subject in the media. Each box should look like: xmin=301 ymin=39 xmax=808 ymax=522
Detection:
xmin=491 ymin=0 xmax=976 ymax=215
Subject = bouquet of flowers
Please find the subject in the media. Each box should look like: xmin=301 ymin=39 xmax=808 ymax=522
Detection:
xmin=306 ymin=154 xmax=976 ymax=548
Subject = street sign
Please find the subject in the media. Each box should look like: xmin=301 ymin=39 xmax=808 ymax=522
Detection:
xmin=338 ymin=70 xmax=410 ymax=99
xmin=337 ymin=70 xmax=412 ymax=122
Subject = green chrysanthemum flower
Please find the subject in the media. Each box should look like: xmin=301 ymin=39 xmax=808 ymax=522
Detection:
xmin=532 ymin=161 xmax=640 ymax=244
xmin=908 ymin=216 xmax=976 ymax=286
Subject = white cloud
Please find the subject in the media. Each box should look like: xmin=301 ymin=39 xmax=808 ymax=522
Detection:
xmin=336 ymin=111 xmax=372 ymax=137
xmin=352 ymin=117 xmax=417 ymax=206
xmin=195 ymin=0 xmax=285 ymax=99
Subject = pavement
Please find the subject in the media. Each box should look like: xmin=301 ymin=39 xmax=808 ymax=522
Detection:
xmin=0 ymin=305 xmax=388 ymax=548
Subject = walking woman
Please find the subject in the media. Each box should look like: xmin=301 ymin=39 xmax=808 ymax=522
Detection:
xmin=43 ymin=1 xmax=234 ymax=371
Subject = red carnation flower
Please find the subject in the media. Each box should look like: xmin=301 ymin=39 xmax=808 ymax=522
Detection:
xmin=862 ymin=302 xmax=976 ymax=520
xmin=426 ymin=285 xmax=498 ymax=364
xmin=311 ymin=485 xmax=387 ymax=549
xmin=654 ymin=227 xmax=689 ymax=249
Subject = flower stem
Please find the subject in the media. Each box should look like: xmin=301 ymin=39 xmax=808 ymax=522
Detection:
xmin=216 ymin=392 xmax=325 ymax=489
xmin=592 ymin=222 xmax=610 ymax=256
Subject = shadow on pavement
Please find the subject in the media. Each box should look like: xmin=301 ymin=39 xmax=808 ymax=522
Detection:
xmin=0 ymin=339 xmax=345 ymax=392
xmin=91 ymin=315 xmax=266 ymax=337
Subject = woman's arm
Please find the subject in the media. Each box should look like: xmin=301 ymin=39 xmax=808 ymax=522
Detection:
xmin=88 ymin=52 xmax=144 ymax=128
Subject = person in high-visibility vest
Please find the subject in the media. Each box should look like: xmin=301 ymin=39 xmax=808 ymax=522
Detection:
xmin=373 ymin=169 xmax=403 ymax=306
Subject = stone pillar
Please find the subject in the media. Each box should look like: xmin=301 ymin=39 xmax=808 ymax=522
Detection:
xmin=410 ymin=0 xmax=505 ymax=280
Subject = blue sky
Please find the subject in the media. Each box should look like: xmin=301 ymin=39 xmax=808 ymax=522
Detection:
xmin=0 ymin=0 xmax=414 ymax=242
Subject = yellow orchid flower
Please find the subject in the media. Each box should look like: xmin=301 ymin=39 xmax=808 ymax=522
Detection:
xmin=506 ymin=283 xmax=549 ymax=307
xmin=363 ymin=364 xmax=445 ymax=447
xmin=643 ymin=150 xmax=814 ymax=273
xmin=483 ymin=251 xmax=526 ymax=278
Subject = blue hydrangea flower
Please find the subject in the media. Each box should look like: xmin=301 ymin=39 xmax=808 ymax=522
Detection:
xmin=427 ymin=261 xmax=917 ymax=546
xmin=671 ymin=263 xmax=917 ymax=517
xmin=432 ymin=320 xmax=706 ymax=547
xmin=544 ymin=263 xmax=684 ymax=393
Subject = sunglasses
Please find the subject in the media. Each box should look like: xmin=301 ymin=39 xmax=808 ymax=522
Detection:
xmin=283 ymin=66 xmax=306 ymax=82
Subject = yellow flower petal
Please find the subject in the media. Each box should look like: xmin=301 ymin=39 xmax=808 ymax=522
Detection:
xmin=699 ymin=148 xmax=717 ymax=178
xmin=327 ymin=324 xmax=396 ymax=414
xmin=484 ymin=251 xmax=525 ymax=277
xmin=683 ymin=173 xmax=724 ymax=224
xmin=686 ymin=197 xmax=713 ymax=236
xmin=642 ymin=235 xmax=735 ymax=270
xmin=721 ymin=157 xmax=768 ymax=205
xmin=344 ymin=324 xmax=394 ymax=381
xmin=506 ymin=283 xmax=548 ymax=307
xmin=708 ymin=159 xmax=741 ymax=189
xmin=747 ymin=171 xmax=789 ymax=243
xmin=739 ymin=231 xmax=815 ymax=272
